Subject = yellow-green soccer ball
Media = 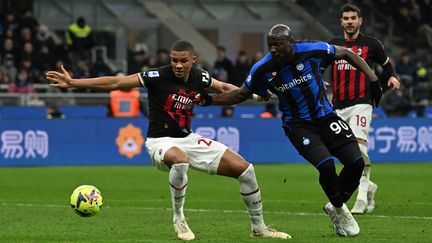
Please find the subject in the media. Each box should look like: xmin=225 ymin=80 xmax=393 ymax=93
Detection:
xmin=70 ymin=185 xmax=103 ymax=217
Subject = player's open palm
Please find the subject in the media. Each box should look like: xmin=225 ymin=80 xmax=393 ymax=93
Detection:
xmin=46 ymin=65 xmax=73 ymax=88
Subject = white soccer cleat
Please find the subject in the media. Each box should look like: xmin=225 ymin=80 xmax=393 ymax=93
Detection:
xmin=173 ymin=219 xmax=195 ymax=241
xmin=336 ymin=204 xmax=360 ymax=237
xmin=323 ymin=202 xmax=347 ymax=237
xmin=351 ymin=199 xmax=367 ymax=214
xmin=251 ymin=227 xmax=292 ymax=239
xmin=366 ymin=182 xmax=378 ymax=213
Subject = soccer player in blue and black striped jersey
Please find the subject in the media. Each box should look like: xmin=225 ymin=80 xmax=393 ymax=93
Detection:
xmin=211 ymin=24 xmax=384 ymax=237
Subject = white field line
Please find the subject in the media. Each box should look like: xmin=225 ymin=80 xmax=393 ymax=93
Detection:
xmin=2 ymin=202 xmax=432 ymax=221
xmin=3 ymin=198 xmax=432 ymax=205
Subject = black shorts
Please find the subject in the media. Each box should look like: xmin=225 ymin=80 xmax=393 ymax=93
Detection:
xmin=284 ymin=114 xmax=357 ymax=159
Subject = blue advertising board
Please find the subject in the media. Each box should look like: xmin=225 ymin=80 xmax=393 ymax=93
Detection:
xmin=0 ymin=118 xmax=431 ymax=166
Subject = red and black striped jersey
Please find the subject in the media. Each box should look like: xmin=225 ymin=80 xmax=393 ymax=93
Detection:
xmin=138 ymin=65 xmax=212 ymax=138
xmin=328 ymin=33 xmax=389 ymax=109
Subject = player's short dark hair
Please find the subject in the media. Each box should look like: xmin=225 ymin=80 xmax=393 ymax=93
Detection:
xmin=171 ymin=40 xmax=195 ymax=53
xmin=340 ymin=4 xmax=361 ymax=17
xmin=267 ymin=24 xmax=293 ymax=41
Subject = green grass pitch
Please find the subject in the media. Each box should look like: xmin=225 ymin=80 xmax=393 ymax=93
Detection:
xmin=1 ymin=163 xmax=431 ymax=242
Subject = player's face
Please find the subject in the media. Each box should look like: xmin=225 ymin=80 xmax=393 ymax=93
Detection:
xmin=341 ymin=11 xmax=362 ymax=36
xmin=267 ymin=37 xmax=294 ymax=63
xmin=170 ymin=50 xmax=196 ymax=80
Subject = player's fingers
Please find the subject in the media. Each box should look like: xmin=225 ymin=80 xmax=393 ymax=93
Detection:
xmin=61 ymin=65 xmax=67 ymax=74
xmin=46 ymin=76 xmax=60 ymax=83
xmin=46 ymin=71 xmax=61 ymax=76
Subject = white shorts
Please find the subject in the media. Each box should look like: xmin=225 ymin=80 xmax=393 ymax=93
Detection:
xmin=145 ymin=133 xmax=228 ymax=174
xmin=336 ymin=104 xmax=372 ymax=141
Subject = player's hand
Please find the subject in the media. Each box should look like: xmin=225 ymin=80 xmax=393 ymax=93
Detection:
xmin=46 ymin=65 xmax=73 ymax=88
xmin=253 ymin=91 xmax=273 ymax=102
xmin=370 ymin=80 xmax=383 ymax=108
xmin=387 ymin=76 xmax=400 ymax=90
xmin=193 ymin=92 xmax=213 ymax=106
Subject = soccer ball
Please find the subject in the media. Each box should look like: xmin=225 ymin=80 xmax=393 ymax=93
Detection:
xmin=70 ymin=185 xmax=103 ymax=217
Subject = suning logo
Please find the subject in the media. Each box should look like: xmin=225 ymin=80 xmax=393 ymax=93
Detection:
xmin=274 ymin=74 xmax=313 ymax=92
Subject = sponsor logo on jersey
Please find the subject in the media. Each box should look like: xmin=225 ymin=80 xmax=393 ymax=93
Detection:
xmin=171 ymin=94 xmax=194 ymax=110
xmin=335 ymin=59 xmax=357 ymax=70
xmin=147 ymin=71 xmax=160 ymax=77
xmin=274 ymin=74 xmax=313 ymax=92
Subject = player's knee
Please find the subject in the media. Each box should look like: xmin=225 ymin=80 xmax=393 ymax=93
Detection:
xmin=164 ymin=146 xmax=189 ymax=166
xmin=237 ymin=164 xmax=259 ymax=193
xmin=358 ymin=143 xmax=371 ymax=166
xmin=316 ymin=157 xmax=336 ymax=175
xmin=349 ymin=156 xmax=365 ymax=172
xmin=238 ymin=164 xmax=255 ymax=181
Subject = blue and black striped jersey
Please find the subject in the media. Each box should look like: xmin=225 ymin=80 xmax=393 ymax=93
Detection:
xmin=245 ymin=41 xmax=336 ymax=126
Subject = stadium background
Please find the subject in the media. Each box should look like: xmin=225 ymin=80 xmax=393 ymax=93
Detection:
xmin=0 ymin=0 xmax=431 ymax=242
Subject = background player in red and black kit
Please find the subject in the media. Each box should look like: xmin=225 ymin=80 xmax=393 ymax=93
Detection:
xmin=46 ymin=40 xmax=290 ymax=241
xmin=327 ymin=4 xmax=401 ymax=214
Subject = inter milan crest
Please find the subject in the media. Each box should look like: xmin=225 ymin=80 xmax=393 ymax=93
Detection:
xmin=296 ymin=63 xmax=304 ymax=71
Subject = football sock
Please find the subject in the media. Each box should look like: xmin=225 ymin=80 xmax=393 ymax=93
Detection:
xmin=339 ymin=156 xmax=365 ymax=203
xmin=316 ymin=157 xmax=343 ymax=208
xmin=169 ymin=163 xmax=189 ymax=223
xmin=237 ymin=164 xmax=266 ymax=232
xmin=357 ymin=143 xmax=371 ymax=202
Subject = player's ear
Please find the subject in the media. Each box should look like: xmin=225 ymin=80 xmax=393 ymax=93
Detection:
xmin=192 ymin=55 xmax=197 ymax=63
xmin=359 ymin=16 xmax=363 ymax=26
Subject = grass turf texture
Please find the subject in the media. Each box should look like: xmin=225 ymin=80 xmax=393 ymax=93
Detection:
xmin=1 ymin=163 xmax=431 ymax=242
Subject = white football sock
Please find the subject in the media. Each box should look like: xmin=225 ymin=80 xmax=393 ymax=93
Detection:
xmin=357 ymin=143 xmax=371 ymax=202
xmin=169 ymin=163 xmax=189 ymax=223
xmin=237 ymin=164 xmax=266 ymax=232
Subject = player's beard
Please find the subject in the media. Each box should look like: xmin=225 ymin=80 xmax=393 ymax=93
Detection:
xmin=344 ymin=25 xmax=359 ymax=37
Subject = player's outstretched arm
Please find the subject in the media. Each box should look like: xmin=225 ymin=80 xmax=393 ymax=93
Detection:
xmin=46 ymin=65 xmax=141 ymax=91
xmin=207 ymin=78 xmax=239 ymax=94
xmin=334 ymin=46 xmax=383 ymax=107
xmin=211 ymin=83 xmax=253 ymax=105
xmin=334 ymin=46 xmax=378 ymax=82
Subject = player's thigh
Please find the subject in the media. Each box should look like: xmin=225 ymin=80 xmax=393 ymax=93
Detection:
xmin=330 ymin=141 xmax=363 ymax=166
xmin=284 ymin=126 xmax=333 ymax=167
xmin=336 ymin=104 xmax=372 ymax=141
xmin=321 ymin=114 xmax=357 ymax=151
xmin=182 ymin=133 xmax=229 ymax=175
xmin=217 ymin=148 xmax=249 ymax=178
xmin=145 ymin=137 xmax=187 ymax=172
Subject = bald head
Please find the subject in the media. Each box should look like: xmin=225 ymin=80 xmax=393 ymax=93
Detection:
xmin=268 ymin=24 xmax=293 ymax=40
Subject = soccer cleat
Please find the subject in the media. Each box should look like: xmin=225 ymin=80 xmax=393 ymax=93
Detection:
xmin=351 ymin=199 xmax=367 ymax=214
xmin=323 ymin=202 xmax=347 ymax=237
xmin=336 ymin=204 xmax=360 ymax=237
xmin=251 ymin=227 xmax=292 ymax=239
xmin=366 ymin=182 xmax=378 ymax=213
xmin=173 ymin=219 xmax=195 ymax=241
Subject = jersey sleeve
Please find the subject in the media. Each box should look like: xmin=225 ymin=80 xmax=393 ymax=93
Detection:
xmin=195 ymin=68 xmax=213 ymax=89
xmin=371 ymin=38 xmax=389 ymax=65
xmin=137 ymin=69 xmax=161 ymax=88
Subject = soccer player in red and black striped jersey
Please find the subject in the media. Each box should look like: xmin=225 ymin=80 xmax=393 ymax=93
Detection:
xmin=46 ymin=40 xmax=290 ymax=240
xmin=328 ymin=4 xmax=401 ymax=214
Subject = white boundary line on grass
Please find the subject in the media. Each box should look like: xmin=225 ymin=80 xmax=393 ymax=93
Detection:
xmin=3 ymin=202 xmax=432 ymax=221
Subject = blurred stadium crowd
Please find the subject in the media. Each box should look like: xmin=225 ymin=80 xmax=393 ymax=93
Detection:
xmin=0 ymin=0 xmax=431 ymax=117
